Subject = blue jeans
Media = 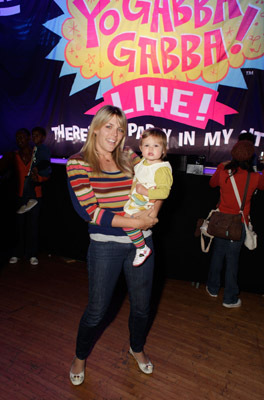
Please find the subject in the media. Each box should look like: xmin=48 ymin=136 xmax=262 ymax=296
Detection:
xmin=76 ymin=236 xmax=154 ymax=360
xmin=207 ymin=225 xmax=246 ymax=304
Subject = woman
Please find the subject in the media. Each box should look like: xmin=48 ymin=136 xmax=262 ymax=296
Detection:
xmin=66 ymin=105 xmax=160 ymax=385
xmin=206 ymin=140 xmax=264 ymax=308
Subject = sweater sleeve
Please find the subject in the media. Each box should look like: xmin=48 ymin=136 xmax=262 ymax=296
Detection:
xmin=66 ymin=156 xmax=115 ymax=227
xmin=209 ymin=163 xmax=224 ymax=188
xmin=148 ymin=166 xmax=173 ymax=200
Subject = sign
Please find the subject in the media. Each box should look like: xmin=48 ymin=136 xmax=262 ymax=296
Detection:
xmin=0 ymin=0 xmax=263 ymax=165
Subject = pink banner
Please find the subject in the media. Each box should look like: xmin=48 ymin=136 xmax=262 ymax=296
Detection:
xmin=86 ymin=78 xmax=238 ymax=129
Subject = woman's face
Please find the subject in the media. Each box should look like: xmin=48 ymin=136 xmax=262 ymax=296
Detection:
xmin=94 ymin=115 xmax=125 ymax=154
xmin=16 ymin=132 xmax=30 ymax=149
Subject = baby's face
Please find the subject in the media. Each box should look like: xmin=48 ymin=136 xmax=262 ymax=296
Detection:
xmin=140 ymin=136 xmax=164 ymax=164
xmin=32 ymin=131 xmax=45 ymax=146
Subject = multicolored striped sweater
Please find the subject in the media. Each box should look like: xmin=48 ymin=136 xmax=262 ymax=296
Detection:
xmin=66 ymin=148 xmax=140 ymax=236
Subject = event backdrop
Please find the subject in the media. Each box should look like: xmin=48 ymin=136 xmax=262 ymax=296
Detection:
xmin=0 ymin=0 xmax=264 ymax=165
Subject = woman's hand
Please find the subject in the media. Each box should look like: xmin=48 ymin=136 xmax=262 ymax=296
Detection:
xmin=132 ymin=209 xmax=158 ymax=230
xmin=133 ymin=209 xmax=152 ymax=218
xmin=133 ymin=200 xmax=163 ymax=220
xmin=133 ymin=213 xmax=158 ymax=231
xmin=112 ymin=211 xmax=158 ymax=230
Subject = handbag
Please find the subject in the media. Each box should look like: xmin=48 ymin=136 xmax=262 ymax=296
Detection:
xmin=244 ymin=220 xmax=257 ymax=250
xmin=207 ymin=171 xmax=252 ymax=241
xmin=207 ymin=211 xmax=242 ymax=241
xmin=198 ymin=209 xmax=215 ymax=253
xmin=230 ymin=173 xmax=257 ymax=250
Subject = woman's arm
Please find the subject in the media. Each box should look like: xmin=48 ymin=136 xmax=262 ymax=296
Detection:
xmin=67 ymin=156 xmax=115 ymax=226
xmin=128 ymin=200 xmax=163 ymax=220
xmin=149 ymin=199 xmax=163 ymax=217
xmin=209 ymin=163 xmax=224 ymax=188
xmin=111 ymin=212 xmax=158 ymax=230
xmin=67 ymin=154 xmax=154 ymax=228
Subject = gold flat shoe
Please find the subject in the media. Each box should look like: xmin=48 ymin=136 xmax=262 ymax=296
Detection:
xmin=69 ymin=357 xmax=85 ymax=386
xmin=129 ymin=347 xmax=153 ymax=374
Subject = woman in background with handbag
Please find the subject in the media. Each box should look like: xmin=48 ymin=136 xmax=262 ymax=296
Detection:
xmin=206 ymin=140 xmax=264 ymax=308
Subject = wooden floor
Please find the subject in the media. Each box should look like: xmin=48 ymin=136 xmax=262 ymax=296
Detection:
xmin=0 ymin=254 xmax=264 ymax=400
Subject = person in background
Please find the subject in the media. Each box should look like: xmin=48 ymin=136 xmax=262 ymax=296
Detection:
xmin=206 ymin=140 xmax=264 ymax=308
xmin=238 ymin=132 xmax=257 ymax=171
xmin=4 ymin=128 xmax=51 ymax=266
xmin=0 ymin=129 xmax=32 ymax=266
xmin=17 ymin=126 xmax=51 ymax=214
xmin=0 ymin=128 xmax=32 ymax=183
xmin=67 ymin=105 xmax=161 ymax=386
xmin=123 ymin=127 xmax=173 ymax=266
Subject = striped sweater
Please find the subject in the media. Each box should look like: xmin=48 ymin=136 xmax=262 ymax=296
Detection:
xmin=66 ymin=148 xmax=140 ymax=236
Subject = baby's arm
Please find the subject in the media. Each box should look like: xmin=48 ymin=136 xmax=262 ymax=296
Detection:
xmin=139 ymin=166 xmax=173 ymax=200
xmin=136 ymin=183 xmax=151 ymax=196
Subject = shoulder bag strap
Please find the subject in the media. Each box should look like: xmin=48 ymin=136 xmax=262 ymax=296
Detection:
xmin=229 ymin=170 xmax=250 ymax=211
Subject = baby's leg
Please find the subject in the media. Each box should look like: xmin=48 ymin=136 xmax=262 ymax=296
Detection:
xmin=123 ymin=219 xmax=152 ymax=267
xmin=123 ymin=212 xmax=146 ymax=248
xmin=123 ymin=226 xmax=146 ymax=249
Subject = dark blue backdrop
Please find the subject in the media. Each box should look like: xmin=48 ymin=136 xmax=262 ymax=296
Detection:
xmin=1 ymin=0 xmax=264 ymax=165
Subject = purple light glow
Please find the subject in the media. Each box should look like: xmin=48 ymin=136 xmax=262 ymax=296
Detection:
xmin=50 ymin=158 xmax=67 ymax=165
xmin=2 ymin=156 xmax=260 ymax=176
xmin=203 ymin=167 xmax=216 ymax=175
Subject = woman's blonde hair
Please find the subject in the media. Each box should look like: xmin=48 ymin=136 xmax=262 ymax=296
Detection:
xmin=81 ymin=105 xmax=133 ymax=176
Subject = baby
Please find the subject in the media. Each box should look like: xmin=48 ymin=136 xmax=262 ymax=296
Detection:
xmin=124 ymin=127 xmax=173 ymax=266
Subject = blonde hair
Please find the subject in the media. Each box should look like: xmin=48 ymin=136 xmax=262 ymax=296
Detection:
xmin=81 ymin=105 xmax=133 ymax=176
xmin=140 ymin=127 xmax=168 ymax=159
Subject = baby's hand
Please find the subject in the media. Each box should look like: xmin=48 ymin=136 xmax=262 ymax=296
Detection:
xmin=136 ymin=183 xmax=148 ymax=196
xmin=31 ymin=167 xmax=39 ymax=182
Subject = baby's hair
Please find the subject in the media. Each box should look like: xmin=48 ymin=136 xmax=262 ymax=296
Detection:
xmin=140 ymin=127 xmax=168 ymax=159
xmin=32 ymin=126 xmax=46 ymax=137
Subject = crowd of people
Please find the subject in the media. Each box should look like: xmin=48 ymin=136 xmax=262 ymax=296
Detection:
xmin=1 ymin=105 xmax=263 ymax=385
xmin=0 ymin=127 xmax=51 ymax=266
